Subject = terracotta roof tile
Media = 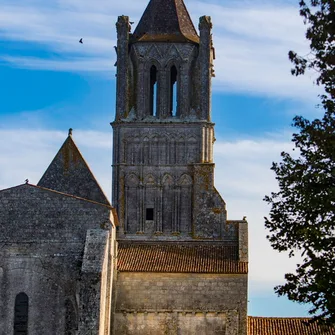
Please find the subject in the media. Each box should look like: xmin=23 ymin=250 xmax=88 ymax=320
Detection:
xmin=117 ymin=242 xmax=248 ymax=273
xmin=248 ymin=317 xmax=335 ymax=335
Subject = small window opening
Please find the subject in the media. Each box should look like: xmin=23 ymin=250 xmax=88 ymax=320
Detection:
xmin=14 ymin=292 xmax=28 ymax=335
xmin=150 ymin=65 xmax=158 ymax=116
xmin=170 ymin=65 xmax=178 ymax=116
xmin=146 ymin=208 xmax=154 ymax=221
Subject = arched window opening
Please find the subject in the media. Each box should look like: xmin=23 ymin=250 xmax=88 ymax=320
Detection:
xmin=65 ymin=299 xmax=77 ymax=335
xmin=170 ymin=65 xmax=178 ymax=116
xmin=150 ymin=65 xmax=158 ymax=116
xmin=14 ymin=292 xmax=28 ymax=335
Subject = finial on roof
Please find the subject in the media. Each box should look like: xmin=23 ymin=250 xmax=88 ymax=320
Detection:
xmin=25 ymin=179 xmax=29 ymax=184
xmin=68 ymin=128 xmax=73 ymax=136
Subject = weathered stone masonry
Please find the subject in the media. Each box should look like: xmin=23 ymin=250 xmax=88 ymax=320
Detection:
xmin=2 ymin=1 xmax=335 ymax=334
xmin=114 ymin=273 xmax=247 ymax=335
xmin=111 ymin=0 xmax=249 ymax=334
xmin=0 ymin=136 xmax=117 ymax=335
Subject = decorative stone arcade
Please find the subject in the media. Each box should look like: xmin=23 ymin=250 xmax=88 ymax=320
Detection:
xmin=112 ymin=1 xmax=229 ymax=240
xmin=111 ymin=2 xmax=248 ymax=333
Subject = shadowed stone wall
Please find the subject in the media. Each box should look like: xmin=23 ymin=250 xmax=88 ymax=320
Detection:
xmin=0 ymin=184 xmax=115 ymax=335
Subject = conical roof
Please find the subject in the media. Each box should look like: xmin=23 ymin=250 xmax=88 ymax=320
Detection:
xmin=132 ymin=0 xmax=199 ymax=43
xmin=38 ymin=133 xmax=110 ymax=205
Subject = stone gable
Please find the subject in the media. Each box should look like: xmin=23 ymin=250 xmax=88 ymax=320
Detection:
xmin=38 ymin=134 xmax=110 ymax=205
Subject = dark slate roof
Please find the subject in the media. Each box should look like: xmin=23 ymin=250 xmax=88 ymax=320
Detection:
xmin=38 ymin=135 xmax=110 ymax=206
xmin=248 ymin=317 xmax=335 ymax=335
xmin=117 ymin=242 xmax=248 ymax=273
xmin=132 ymin=0 xmax=199 ymax=43
xmin=0 ymin=184 xmax=112 ymax=209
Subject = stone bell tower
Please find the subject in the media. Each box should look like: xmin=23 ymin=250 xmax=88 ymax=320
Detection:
xmin=111 ymin=1 xmax=248 ymax=334
xmin=111 ymin=0 xmax=231 ymax=240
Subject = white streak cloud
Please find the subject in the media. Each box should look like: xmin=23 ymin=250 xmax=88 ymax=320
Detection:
xmin=0 ymin=0 xmax=320 ymax=100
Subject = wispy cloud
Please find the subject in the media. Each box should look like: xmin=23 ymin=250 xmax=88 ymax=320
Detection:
xmin=0 ymin=0 xmax=320 ymax=100
xmin=213 ymin=134 xmax=302 ymax=285
xmin=0 ymin=129 xmax=112 ymax=193
xmin=1 ymin=56 xmax=114 ymax=72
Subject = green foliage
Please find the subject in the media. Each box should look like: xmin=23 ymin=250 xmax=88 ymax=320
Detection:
xmin=264 ymin=0 xmax=335 ymax=325
xmin=289 ymin=0 xmax=335 ymax=104
xmin=264 ymin=112 xmax=335 ymax=324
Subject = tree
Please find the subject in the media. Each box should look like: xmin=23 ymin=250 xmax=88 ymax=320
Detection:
xmin=264 ymin=0 xmax=335 ymax=325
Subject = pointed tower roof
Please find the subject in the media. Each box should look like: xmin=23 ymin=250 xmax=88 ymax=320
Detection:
xmin=132 ymin=0 xmax=199 ymax=43
xmin=38 ymin=131 xmax=110 ymax=206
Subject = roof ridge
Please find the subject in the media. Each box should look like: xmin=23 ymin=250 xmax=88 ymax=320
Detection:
xmin=0 ymin=183 xmax=113 ymax=208
xmin=175 ymin=0 xmax=198 ymax=37
xmin=26 ymin=184 xmax=113 ymax=209
xmin=0 ymin=183 xmax=28 ymax=193
xmin=118 ymin=240 xmax=238 ymax=245
xmin=35 ymin=184 xmax=112 ymax=208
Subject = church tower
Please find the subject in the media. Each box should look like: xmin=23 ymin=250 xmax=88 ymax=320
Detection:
xmin=112 ymin=0 xmax=227 ymax=239
xmin=111 ymin=2 xmax=248 ymax=333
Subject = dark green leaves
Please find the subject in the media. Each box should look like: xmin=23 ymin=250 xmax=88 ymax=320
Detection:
xmin=266 ymin=0 xmax=335 ymax=325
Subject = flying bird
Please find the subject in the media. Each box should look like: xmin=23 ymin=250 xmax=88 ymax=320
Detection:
xmin=79 ymin=38 xmax=83 ymax=44
xmin=129 ymin=21 xmax=134 ymax=25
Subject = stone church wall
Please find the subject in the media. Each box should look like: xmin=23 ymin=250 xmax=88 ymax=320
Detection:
xmin=114 ymin=312 xmax=233 ymax=335
xmin=0 ymin=185 xmax=115 ymax=335
xmin=113 ymin=272 xmax=248 ymax=335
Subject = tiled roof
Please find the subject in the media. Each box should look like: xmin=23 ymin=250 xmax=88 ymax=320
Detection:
xmin=132 ymin=0 xmax=199 ymax=43
xmin=248 ymin=317 xmax=335 ymax=335
xmin=117 ymin=242 xmax=248 ymax=273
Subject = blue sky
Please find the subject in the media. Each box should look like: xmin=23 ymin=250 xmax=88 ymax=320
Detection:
xmin=0 ymin=0 xmax=324 ymax=317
